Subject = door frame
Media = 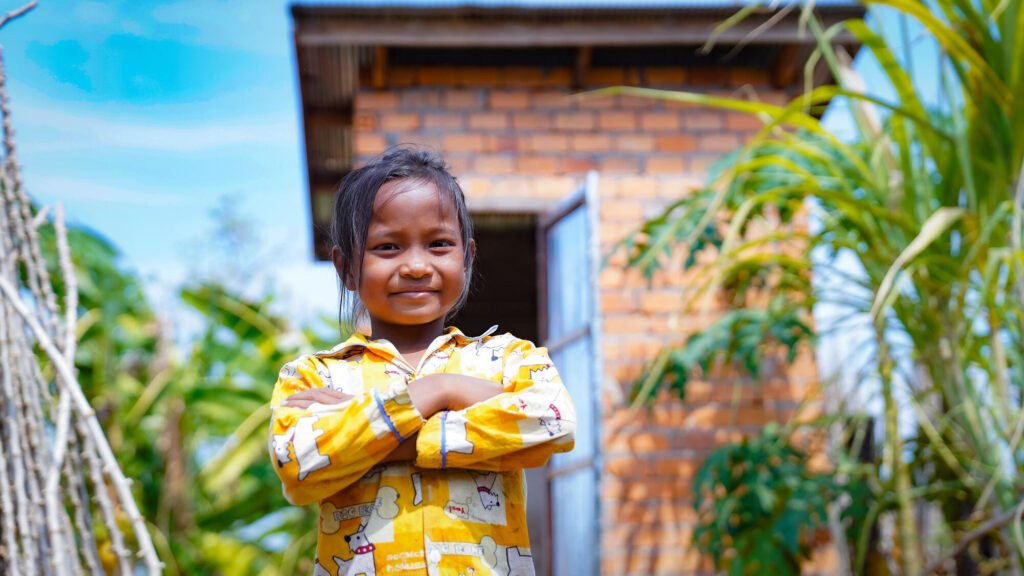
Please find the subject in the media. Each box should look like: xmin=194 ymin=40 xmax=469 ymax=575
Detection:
xmin=536 ymin=171 xmax=603 ymax=576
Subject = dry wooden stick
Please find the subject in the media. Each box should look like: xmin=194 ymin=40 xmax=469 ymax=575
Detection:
xmin=0 ymin=413 xmax=22 ymax=576
xmin=65 ymin=434 xmax=104 ymax=576
xmin=49 ymin=205 xmax=77 ymax=487
xmin=16 ymin=341 xmax=49 ymax=564
xmin=41 ymin=205 xmax=77 ymax=575
xmin=0 ymin=5 xmax=164 ymax=573
xmin=0 ymin=276 xmax=164 ymax=574
xmin=0 ymin=303 xmax=38 ymax=572
xmin=0 ymin=183 xmax=158 ymax=574
xmin=0 ymin=1 xmax=35 ymax=31
xmin=0 ymin=209 xmax=24 ymax=576
xmin=1 ymin=43 xmax=62 ymax=346
xmin=77 ymin=418 xmax=132 ymax=575
xmin=922 ymin=499 xmax=1024 ymax=575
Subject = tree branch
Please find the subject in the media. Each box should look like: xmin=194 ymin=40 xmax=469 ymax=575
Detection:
xmin=922 ymin=499 xmax=1024 ymax=575
xmin=0 ymin=1 xmax=37 ymax=31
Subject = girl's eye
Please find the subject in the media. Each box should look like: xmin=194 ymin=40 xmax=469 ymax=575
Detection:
xmin=373 ymin=243 xmax=399 ymax=251
xmin=430 ymin=240 xmax=455 ymax=249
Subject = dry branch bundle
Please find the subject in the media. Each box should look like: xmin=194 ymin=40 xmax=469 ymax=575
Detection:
xmin=0 ymin=3 xmax=161 ymax=573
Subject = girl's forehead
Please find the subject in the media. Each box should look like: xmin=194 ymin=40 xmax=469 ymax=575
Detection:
xmin=373 ymin=178 xmax=456 ymax=214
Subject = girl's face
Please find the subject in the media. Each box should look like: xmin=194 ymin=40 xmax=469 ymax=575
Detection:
xmin=350 ymin=178 xmax=473 ymax=335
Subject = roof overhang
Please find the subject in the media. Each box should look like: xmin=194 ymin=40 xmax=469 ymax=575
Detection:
xmin=291 ymin=3 xmax=865 ymax=259
xmin=292 ymin=4 xmax=864 ymax=47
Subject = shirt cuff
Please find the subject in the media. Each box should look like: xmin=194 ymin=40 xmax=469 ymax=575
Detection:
xmin=372 ymin=387 xmax=424 ymax=443
xmin=413 ymin=411 xmax=445 ymax=469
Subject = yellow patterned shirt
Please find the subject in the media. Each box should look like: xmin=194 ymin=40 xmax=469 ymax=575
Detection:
xmin=269 ymin=326 xmax=576 ymax=576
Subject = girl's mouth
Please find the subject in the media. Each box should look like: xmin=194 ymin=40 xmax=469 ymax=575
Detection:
xmin=393 ymin=290 xmax=436 ymax=298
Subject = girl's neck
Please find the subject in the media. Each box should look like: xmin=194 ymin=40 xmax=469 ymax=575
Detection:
xmin=368 ymin=317 xmax=446 ymax=358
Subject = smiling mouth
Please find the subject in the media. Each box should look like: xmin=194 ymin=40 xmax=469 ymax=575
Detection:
xmin=393 ymin=290 xmax=437 ymax=297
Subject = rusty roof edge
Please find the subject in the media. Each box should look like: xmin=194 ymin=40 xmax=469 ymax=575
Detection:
xmin=290 ymin=3 xmax=865 ymax=47
xmin=291 ymin=2 xmax=865 ymax=20
xmin=293 ymin=18 xmax=864 ymax=48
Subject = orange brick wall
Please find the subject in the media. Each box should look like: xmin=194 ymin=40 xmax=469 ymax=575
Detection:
xmin=352 ymin=65 xmax=822 ymax=575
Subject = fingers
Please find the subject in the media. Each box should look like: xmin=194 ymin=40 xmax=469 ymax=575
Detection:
xmin=280 ymin=397 xmax=315 ymax=409
xmin=280 ymin=397 xmax=348 ymax=409
xmin=280 ymin=388 xmax=353 ymax=409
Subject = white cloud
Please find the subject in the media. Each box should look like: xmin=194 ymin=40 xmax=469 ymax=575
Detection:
xmin=18 ymin=103 xmax=297 ymax=153
xmin=29 ymin=175 xmax=187 ymax=206
xmin=74 ymin=2 xmax=118 ymax=25
xmin=149 ymin=0 xmax=289 ymax=55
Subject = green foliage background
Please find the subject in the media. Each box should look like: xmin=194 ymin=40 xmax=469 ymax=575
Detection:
xmin=27 ymin=0 xmax=1024 ymax=573
xmin=40 ymin=222 xmax=332 ymax=574
xmin=612 ymin=0 xmax=1024 ymax=574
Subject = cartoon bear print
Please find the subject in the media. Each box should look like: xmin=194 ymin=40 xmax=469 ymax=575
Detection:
xmin=313 ymin=361 xmax=333 ymax=388
xmin=539 ymin=404 xmax=563 ymax=437
xmin=383 ymin=364 xmax=407 ymax=381
xmin=505 ymin=547 xmax=535 ymax=576
xmin=420 ymin=347 xmax=452 ymax=374
xmin=470 ymin=471 xmax=501 ymax=510
xmin=327 ymin=359 xmax=364 ymax=395
xmin=443 ymin=411 xmax=474 ymax=455
xmin=271 ymin=431 xmax=292 ymax=467
xmin=500 ymin=350 xmax=523 ymax=384
xmin=279 ymin=359 xmax=301 ymax=380
xmin=461 ymin=337 xmax=508 ymax=379
xmin=291 ymin=415 xmax=330 ymax=480
xmin=527 ymin=364 xmax=558 ymax=386
xmin=333 ymin=520 xmax=377 ymax=576
xmin=444 ymin=473 xmax=506 ymax=525
xmin=313 ymin=557 xmax=332 ymax=576
xmin=270 ymin=416 xmax=330 ymax=480
xmin=411 ymin=472 xmax=424 ymax=506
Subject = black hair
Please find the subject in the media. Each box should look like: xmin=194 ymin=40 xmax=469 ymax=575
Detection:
xmin=330 ymin=146 xmax=474 ymax=329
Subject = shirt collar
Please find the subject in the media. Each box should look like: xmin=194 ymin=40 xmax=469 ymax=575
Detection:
xmin=314 ymin=325 xmax=499 ymax=366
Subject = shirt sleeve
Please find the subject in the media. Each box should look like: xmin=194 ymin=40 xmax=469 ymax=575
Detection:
xmin=414 ymin=337 xmax=576 ymax=471
xmin=268 ymin=354 xmax=424 ymax=506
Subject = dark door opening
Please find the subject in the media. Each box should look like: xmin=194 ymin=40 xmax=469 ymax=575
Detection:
xmin=451 ymin=213 xmax=539 ymax=343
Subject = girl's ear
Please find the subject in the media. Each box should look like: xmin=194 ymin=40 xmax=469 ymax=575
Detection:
xmin=467 ymin=239 xmax=477 ymax=268
xmin=331 ymin=246 xmax=357 ymax=291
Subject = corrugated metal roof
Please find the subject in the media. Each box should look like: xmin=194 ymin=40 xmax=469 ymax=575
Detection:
xmin=292 ymin=1 xmax=865 ymax=47
xmin=294 ymin=0 xmax=859 ymax=8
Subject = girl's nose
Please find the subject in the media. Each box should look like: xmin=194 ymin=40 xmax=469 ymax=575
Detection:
xmin=400 ymin=258 xmax=430 ymax=278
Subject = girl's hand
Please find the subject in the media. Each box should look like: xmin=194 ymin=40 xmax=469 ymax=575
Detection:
xmin=409 ymin=374 xmax=502 ymax=416
xmin=442 ymin=374 xmax=503 ymax=411
xmin=382 ymin=432 xmax=419 ymax=463
xmin=280 ymin=388 xmax=353 ymax=409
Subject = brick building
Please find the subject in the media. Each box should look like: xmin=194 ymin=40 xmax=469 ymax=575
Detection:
xmin=290 ymin=3 xmax=860 ymax=574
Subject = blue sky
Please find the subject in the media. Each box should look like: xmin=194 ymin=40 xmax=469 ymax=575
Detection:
xmin=6 ymin=0 xmax=338 ymax=329
xmin=5 ymin=0 xmax=935 ymax=349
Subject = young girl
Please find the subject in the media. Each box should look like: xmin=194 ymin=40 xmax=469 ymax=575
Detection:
xmin=269 ymin=147 xmax=576 ymax=576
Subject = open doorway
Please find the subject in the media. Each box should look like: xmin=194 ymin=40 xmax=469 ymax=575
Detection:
xmin=453 ymin=212 xmax=539 ymax=343
xmin=452 ymin=176 xmax=600 ymax=576
xmin=449 ymin=212 xmax=550 ymax=576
